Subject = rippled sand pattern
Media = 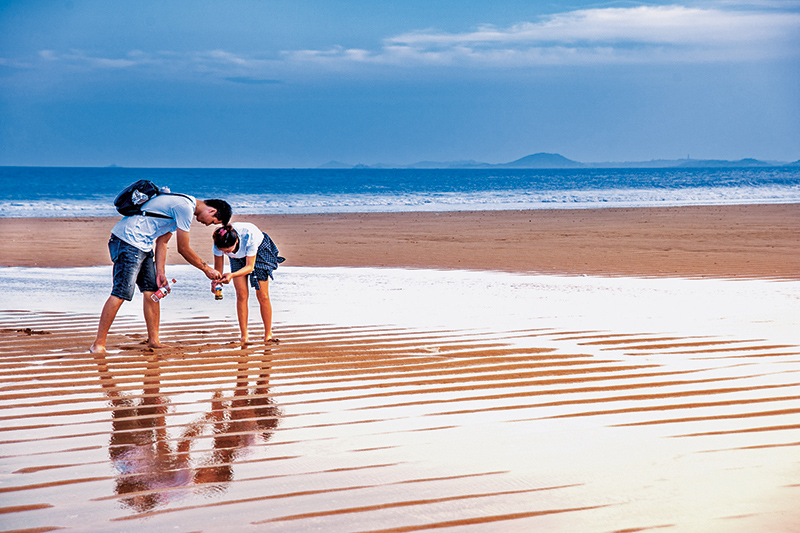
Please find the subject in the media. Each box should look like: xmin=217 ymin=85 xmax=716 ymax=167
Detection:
xmin=2 ymin=309 xmax=800 ymax=532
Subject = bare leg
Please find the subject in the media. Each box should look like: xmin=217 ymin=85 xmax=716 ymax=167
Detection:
xmin=142 ymin=292 xmax=165 ymax=348
xmin=233 ymin=276 xmax=250 ymax=344
xmin=90 ymin=295 xmax=124 ymax=353
xmin=255 ymin=279 xmax=274 ymax=343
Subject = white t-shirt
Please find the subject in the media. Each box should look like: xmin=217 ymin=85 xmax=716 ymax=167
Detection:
xmin=213 ymin=222 xmax=264 ymax=259
xmin=111 ymin=194 xmax=196 ymax=252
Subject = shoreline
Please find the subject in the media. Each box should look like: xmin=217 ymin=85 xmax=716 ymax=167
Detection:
xmin=2 ymin=203 xmax=799 ymax=279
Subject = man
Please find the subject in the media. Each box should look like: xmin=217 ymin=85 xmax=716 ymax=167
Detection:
xmin=89 ymin=193 xmax=232 ymax=353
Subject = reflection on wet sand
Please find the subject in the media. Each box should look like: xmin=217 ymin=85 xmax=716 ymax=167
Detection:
xmin=95 ymin=349 xmax=281 ymax=511
xmin=2 ymin=309 xmax=799 ymax=532
xmin=194 ymin=354 xmax=280 ymax=492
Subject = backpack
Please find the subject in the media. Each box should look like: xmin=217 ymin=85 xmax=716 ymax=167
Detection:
xmin=114 ymin=180 xmax=190 ymax=219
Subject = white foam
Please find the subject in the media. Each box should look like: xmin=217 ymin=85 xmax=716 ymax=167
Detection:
xmin=2 ymin=185 xmax=799 ymax=217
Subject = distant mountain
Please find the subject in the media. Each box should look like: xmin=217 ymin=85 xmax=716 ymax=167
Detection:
xmin=675 ymin=158 xmax=774 ymax=168
xmin=317 ymin=160 xmax=352 ymax=169
xmin=334 ymin=153 xmax=584 ymax=169
xmin=331 ymin=160 xmax=493 ymax=169
xmin=406 ymin=160 xmax=490 ymax=169
xmin=588 ymin=157 xmax=778 ymax=168
xmin=318 ymin=154 xmax=793 ymax=170
xmin=497 ymin=153 xmax=583 ymax=169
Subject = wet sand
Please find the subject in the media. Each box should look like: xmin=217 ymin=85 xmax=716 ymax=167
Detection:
xmin=1 ymin=204 xmax=799 ymax=531
xmin=2 ymin=308 xmax=799 ymax=531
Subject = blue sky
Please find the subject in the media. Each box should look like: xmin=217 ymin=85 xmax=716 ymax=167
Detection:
xmin=1 ymin=0 xmax=798 ymax=167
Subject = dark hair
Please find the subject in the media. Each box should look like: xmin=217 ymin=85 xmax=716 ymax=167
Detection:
xmin=213 ymin=225 xmax=239 ymax=249
xmin=204 ymin=199 xmax=232 ymax=225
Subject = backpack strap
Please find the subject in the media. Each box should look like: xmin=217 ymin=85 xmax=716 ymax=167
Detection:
xmin=140 ymin=211 xmax=173 ymax=219
xmin=139 ymin=193 xmax=194 ymax=219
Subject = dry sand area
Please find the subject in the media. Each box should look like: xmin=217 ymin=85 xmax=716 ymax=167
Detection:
xmin=3 ymin=204 xmax=800 ymax=279
xmin=1 ymin=204 xmax=800 ymax=532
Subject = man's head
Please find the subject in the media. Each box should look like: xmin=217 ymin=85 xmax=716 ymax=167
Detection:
xmin=196 ymin=199 xmax=232 ymax=226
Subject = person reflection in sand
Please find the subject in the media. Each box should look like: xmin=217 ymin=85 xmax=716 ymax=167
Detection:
xmin=194 ymin=354 xmax=281 ymax=493
xmin=95 ymin=351 xmax=281 ymax=511
xmin=96 ymin=354 xmax=195 ymax=511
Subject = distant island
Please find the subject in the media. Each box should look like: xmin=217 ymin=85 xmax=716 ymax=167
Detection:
xmin=319 ymin=153 xmax=800 ymax=170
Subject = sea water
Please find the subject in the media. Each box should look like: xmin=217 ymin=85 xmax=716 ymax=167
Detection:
xmin=1 ymin=166 xmax=799 ymax=217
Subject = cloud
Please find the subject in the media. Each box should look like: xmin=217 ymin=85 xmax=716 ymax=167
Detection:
xmin=35 ymin=49 xmax=155 ymax=69
xmin=202 ymin=50 xmax=251 ymax=66
xmin=18 ymin=3 xmax=800 ymax=83
xmin=26 ymin=49 xmax=280 ymax=79
xmin=285 ymin=5 xmax=800 ymax=67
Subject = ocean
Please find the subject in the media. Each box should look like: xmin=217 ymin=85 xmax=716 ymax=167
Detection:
xmin=1 ymin=165 xmax=799 ymax=217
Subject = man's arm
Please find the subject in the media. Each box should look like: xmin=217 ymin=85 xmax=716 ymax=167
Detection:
xmin=212 ymin=254 xmax=226 ymax=290
xmin=176 ymin=229 xmax=221 ymax=280
xmin=154 ymin=233 xmax=172 ymax=287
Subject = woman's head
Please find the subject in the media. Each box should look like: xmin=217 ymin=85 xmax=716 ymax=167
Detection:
xmin=213 ymin=225 xmax=239 ymax=251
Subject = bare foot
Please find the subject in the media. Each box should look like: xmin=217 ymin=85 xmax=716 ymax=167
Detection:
xmin=266 ymin=337 xmax=280 ymax=344
xmin=147 ymin=341 xmax=167 ymax=349
xmin=89 ymin=343 xmax=106 ymax=353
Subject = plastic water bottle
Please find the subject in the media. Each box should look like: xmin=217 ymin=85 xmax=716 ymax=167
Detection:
xmin=214 ymin=283 xmax=223 ymax=300
xmin=151 ymin=279 xmax=177 ymax=302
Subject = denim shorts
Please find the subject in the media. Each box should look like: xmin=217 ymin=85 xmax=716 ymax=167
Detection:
xmin=109 ymin=235 xmax=158 ymax=301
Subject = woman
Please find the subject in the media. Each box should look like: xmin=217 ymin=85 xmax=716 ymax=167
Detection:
xmin=212 ymin=223 xmax=284 ymax=344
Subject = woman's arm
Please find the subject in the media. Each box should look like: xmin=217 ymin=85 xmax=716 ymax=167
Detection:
xmin=213 ymin=254 xmax=225 ymax=276
xmin=219 ymin=255 xmax=256 ymax=284
xmin=227 ymin=255 xmax=256 ymax=280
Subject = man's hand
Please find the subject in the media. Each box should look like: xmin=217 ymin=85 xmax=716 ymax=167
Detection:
xmin=203 ymin=266 xmax=222 ymax=280
xmin=157 ymin=273 xmax=169 ymax=288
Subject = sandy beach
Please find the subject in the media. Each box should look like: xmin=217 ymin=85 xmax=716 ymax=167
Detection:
xmin=3 ymin=204 xmax=800 ymax=279
xmin=2 ymin=204 xmax=799 ymax=532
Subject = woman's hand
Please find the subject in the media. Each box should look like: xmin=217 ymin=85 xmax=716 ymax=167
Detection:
xmin=211 ymin=273 xmax=233 ymax=292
